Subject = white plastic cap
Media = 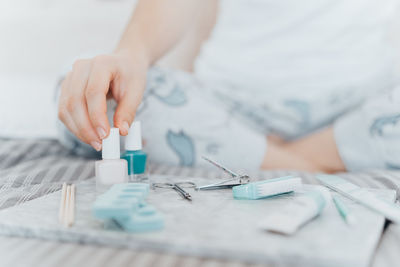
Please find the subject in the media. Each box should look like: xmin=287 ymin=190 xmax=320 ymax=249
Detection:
xmin=125 ymin=121 xmax=142 ymax=151
xmin=102 ymin=128 xmax=120 ymax=159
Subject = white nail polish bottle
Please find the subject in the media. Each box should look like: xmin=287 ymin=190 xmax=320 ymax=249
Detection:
xmin=95 ymin=128 xmax=128 ymax=194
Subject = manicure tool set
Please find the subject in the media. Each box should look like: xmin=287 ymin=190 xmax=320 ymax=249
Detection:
xmin=60 ymin=154 xmax=400 ymax=236
xmin=150 ymin=156 xmax=252 ymax=202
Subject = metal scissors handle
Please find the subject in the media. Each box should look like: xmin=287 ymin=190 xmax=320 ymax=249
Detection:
xmin=152 ymin=182 xmax=196 ymax=201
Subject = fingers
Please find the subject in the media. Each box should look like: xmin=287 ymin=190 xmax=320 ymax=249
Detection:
xmin=113 ymin=76 xmax=145 ymax=136
xmin=58 ymin=72 xmax=75 ymax=133
xmin=86 ymin=56 xmax=116 ymax=140
xmin=58 ymin=101 xmax=79 ymax=139
xmin=58 ymin=53 xmax=147 ymax=150
xmin=61 ymin=108 xmax=101 ymax=151
xmin=58 ymin=60 xmax=102 ymax=151
xmin=58 ymin=74 xmax=83 ymax=144
xmin=70 ymin=103 xmax=102 ymax=151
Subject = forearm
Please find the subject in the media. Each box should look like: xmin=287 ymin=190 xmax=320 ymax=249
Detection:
xmin=116 ymin=0 xmax=202 ymax=64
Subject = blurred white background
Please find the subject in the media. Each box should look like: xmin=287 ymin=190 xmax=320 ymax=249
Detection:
xmin=0 ymin=0 xmax=399 ymax=139
xmin=0 ymin=0 xmax=136 ymax=138
xmin=0 ymin=0 xmax=214 ymax=139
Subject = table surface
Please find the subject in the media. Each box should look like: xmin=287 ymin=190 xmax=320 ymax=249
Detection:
xmin=0 ymin=139 xmax=399 ymax=267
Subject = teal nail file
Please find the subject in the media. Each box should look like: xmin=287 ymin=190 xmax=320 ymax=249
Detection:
xmin=317 ymin=174 xmax=400 ymax=224
xmin=232 ymin=176 xmax=302 ymax=200
xmin=93 ymin=183 xmax=164 ymax=232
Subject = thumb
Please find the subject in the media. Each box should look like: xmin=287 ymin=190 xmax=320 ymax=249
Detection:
xmin=114 ymin=77 xmax=145 ymax=135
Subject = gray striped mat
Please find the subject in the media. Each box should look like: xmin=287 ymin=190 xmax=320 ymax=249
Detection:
xmin=0 ymin=138 xmax=400 ymax=267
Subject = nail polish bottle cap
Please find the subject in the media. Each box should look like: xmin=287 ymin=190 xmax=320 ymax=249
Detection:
xmin=125 ymin=121 xmax=142 ymax=151
xmin=102 ymin=128 xmax=120 ymax=159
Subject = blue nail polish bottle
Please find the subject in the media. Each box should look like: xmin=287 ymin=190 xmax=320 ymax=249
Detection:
xmin=121 ymin=121 xmax=148 ymax=182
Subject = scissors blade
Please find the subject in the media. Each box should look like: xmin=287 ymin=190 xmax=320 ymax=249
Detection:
xmin=202 ymin=156 xmax=239 ymax=178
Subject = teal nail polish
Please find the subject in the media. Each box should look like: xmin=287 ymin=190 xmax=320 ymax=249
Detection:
xmin=122 ymin=150 xmax=147 ymax=175
xmin=121 ymin=121 xmax=148 ymax=182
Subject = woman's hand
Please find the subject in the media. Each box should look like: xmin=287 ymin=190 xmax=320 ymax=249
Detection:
xmin=58 ymin=50 xmax=149 ymax=151
xmin=58 ymin=0 xmax=203 ymax=152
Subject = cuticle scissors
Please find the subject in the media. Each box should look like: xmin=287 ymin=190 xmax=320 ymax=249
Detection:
xmin=152 ymin=181 xmax=196 ymax=201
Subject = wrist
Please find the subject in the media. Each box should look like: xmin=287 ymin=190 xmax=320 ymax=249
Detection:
xmin=114 ymin=41 xmax=151 ymax=69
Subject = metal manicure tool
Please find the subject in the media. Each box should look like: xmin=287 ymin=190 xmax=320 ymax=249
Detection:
xmin=195 ymin=156 xmax=250 ymax=191
xmin=152 ymin=182 xmax=196 ymax=201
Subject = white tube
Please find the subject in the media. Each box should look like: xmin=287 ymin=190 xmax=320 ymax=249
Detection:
xmin=260 ymin=187 xmax=330 ymax=235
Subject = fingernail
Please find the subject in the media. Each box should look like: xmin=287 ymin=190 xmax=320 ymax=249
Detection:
xmin=91 ymin=141 xmax=102 ymax=151
xmin=121 ymin=121 xmax=129 ymax=135
xmin=96 ymin=127 xmax=106 ymax=139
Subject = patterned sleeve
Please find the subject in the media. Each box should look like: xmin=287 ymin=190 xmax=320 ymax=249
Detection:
xmin=334 ymin=86 xmax=400 ymax=171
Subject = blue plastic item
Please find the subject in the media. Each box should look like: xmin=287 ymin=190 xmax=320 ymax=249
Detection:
xmin=92 ymin=183 xmax=164 ymax=232
xmin=232 ymin=176 xmax=302 ymax=200
xmin=93 ymin=194 xmax=139 ymax=219
xmin=93 ymin=184 xmax=147 ymax=219
xmin=108 ymin=183 xmax=150 ymax=196
xmin=117 ymin=205 xmax=164 ymax=232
